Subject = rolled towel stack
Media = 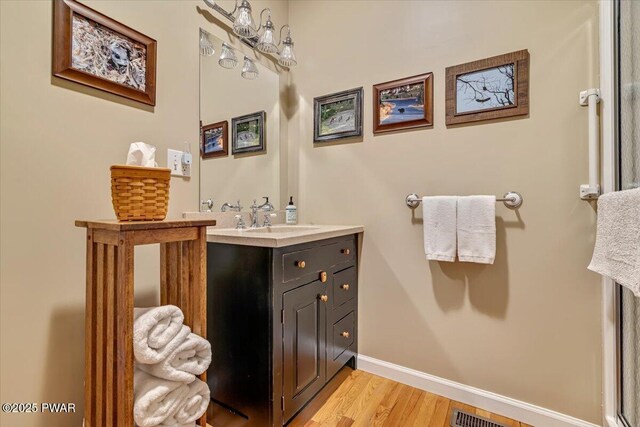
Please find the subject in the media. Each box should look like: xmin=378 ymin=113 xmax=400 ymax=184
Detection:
xmin=133 ymin=305 xmax=211 ymax=427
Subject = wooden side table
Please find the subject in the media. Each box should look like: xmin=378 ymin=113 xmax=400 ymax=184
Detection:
xmin=75 ymin=219 xmax=215 ymax=427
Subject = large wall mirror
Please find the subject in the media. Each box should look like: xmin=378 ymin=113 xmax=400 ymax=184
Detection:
xmin=199 ymin=29 xmax=282 ymax=212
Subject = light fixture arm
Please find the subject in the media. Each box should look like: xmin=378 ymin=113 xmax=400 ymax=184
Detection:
xmin=256 ymin=8 xmax=271 ymax=34
xmin=278 ymin=24 xmax=292 ymax=46
xmin=202 ymin=0 xmax=239 ymax=23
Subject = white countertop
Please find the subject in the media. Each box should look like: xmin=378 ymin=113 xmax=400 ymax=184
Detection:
xmin=206 ymin=224 xmax=364 ymax=248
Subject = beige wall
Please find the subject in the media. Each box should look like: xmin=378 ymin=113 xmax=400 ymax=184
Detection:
xmin=0 ymin=1 xmax=284 ymax=426
xmin=1 ymin=0 xmax=603 ymax=426
xmin=288 ymin=0 xmax=602 ymax=423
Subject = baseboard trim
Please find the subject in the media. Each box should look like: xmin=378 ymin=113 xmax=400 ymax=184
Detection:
xmin=357 ymin=355 xmax=600 ymax=427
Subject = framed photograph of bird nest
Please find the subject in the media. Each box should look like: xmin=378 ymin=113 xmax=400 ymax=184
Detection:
xmin=52 ymin=0 xmax=157 ymax=106
xmin=373 ymin=73 xmax=433 ymax=134
xmin=446 ymin=50 xmax=529 ymax=126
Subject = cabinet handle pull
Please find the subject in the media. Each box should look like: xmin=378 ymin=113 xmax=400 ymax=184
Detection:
xmin=341 ymin=331 xmax=350 ymax=338
xmin=296 ymin=260 xmax=306 ymax=268
xmin=319 ymin=294 xmax=328 ymax=302
xmin=320 ymin=271 xmax=328 ymax=283
xmin=341 ymin=249 xmax=351 ymax=255
xmin=341 ymin=283 xmax=350 ymax=290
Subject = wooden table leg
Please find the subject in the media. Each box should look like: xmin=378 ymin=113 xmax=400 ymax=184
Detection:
xmin=193 ymin=227 xmax=207 ymax=427
xmin=84 ymin=230 xmax=95 ymax=426
xmin=115 ymin=232 xmax=134 ymax=426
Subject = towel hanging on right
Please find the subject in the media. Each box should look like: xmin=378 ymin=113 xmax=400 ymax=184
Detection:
xmin=588 ymin=188 xmax=640 ymax=296
xmin=457 ymin=196 xmax=497 ymax=264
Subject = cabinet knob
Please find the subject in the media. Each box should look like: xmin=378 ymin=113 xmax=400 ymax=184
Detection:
xmin=341 ymin=331 xmax=350 ymax=338
xmin=341 ymin=283 xmax=350 ymax=291
xmin=319 ymin=294 xmax=328 ymax=302
xmin=320 ymin=271 xmax=328 ymax=283
xmin=296 ymin=260 xmax=306 ymax=268
xmin=341 ymin=248 xmax=351 ymax=255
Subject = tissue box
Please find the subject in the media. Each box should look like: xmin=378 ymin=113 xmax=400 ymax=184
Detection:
xmin=110 ymin=165 xmax=171 ymax=221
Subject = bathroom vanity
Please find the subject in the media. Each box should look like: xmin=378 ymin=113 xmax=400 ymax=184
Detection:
xmin=205 ymin=225 xmax=363 ymax=426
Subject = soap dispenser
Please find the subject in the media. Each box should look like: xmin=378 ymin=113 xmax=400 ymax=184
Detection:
xmin=285 ymin=196 xmax=297 ymax=225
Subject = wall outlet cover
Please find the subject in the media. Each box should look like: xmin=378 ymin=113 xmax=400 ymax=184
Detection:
xmin=167 ymin=148 xmax=190 ymax=177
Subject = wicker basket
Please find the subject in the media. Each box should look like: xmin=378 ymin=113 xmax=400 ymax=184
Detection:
xmin=110 ymin=165 xmax=171 ymax=221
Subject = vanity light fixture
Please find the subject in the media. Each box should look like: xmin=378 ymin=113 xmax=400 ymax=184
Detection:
xmin=218 ymin=43 xmax=238 ymax=68
xmin=277 ymin=25 xmax=297 ymax=67
xmin=232 ymin=0 xmax=257 ymax=38
xmin=199 ymin=29 xmax=215 ymax=56
xmin=256 ymin=11 xmax=278 ymax=54
xmin=202 ymin=0 xmax=298 ymax=68
xmin=241 ymin=56 xmax=259 ymax=80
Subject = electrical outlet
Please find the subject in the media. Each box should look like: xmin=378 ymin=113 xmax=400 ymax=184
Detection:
xmin=167 ymin=149 xmax=190 ymax=177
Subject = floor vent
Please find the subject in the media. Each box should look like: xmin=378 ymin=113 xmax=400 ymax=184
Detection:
xmin=450 ymin=409 xmax=508 ymax=427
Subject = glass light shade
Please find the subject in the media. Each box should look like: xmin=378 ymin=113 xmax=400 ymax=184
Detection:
xmin=278 ymin=39 xmax=297 ymax=67
xmin=256 ymin=24 xmax=278 ymax=54
xmin=233 ymin=2 xmax=258 ymax=38
xmin=199 ymin=30 xmax=215 ymax=56
xmin=218 ymin=43 xmax=238 ymax=68
xmin=241 ymin=57 xmax=259 ymax=80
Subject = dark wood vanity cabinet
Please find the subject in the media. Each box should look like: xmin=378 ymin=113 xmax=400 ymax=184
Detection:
xmin=206 ymin=234 xmax=359 ymax=426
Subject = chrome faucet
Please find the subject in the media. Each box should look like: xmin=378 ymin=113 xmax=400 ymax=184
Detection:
xmin=263 ymin=212 xmax=277 ymax=227
xmin=200 ymin=198 xmax=214 ymax=212
xmin=234 ymin=214 xmax=246 ymax=229
xmin=221 ymin=200 xmax=242 ymax=212
xmin=250 ymin=197 xmax=274 ymax=228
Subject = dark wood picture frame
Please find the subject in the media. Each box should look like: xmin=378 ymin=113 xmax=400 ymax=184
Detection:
xmin=313 ymin=87 xmax=363 ymax=143
xmin=52 ymin=0 xmax=157 ymax=106
xmin=232 ymin=111 xmax=266 ymax=155
xmin=373 ymin=73 xmax=433 ymax=134
xmin=201 ymin=121 xmax=228 ymax=159
xmin=446 ymin=49 xmax=529 ymax=126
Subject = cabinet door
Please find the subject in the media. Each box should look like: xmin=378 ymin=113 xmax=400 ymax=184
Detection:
xmin=282 ymin=280 xmax=327 ymax=422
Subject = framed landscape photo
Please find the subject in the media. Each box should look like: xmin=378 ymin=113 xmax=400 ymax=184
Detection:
xmin=313 ymin=87 xmax=363 ymax=142
xmin=232 ymin=111 xmax=266 ymax=154
xmin=201 ymin=121 xmax=228 ymax=159
xmin=446 ymin=49 xmax=529 ymax=126
xmin=52 ymin=0 xmax=157 ymax=105
xmin=373 ymin=73 xmax=433 ymax=134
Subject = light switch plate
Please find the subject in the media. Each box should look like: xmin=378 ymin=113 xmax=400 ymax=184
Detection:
xmin=167 ymin=149 xmax=190 ymax=177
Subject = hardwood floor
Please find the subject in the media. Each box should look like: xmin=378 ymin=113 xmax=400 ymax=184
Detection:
xmin=209 ymin=369 xmax=532 ymax=427
xmin=288 ymin=370 xmax=531 ymax=427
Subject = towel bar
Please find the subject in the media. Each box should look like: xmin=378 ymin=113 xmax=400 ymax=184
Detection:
xmin=405 ymin=191 xmax=523 ymax=209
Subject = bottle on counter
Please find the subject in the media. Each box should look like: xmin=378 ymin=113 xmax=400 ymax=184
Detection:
xmin=285 ymin=196 xmax=297 ymax=225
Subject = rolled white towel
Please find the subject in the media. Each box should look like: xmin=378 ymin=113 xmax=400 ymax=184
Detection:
xmin=134 ymin=306 xmax=190 ymax=364
xmin=133 ymin=369 xmax=190 ymax=427
xmin=138 ymin=333 xmax=212 ymax=383
xmin=158 ymin=422 xmax=196 ymax=427
xmin=162 ymin=378 xmax=210 ymax=425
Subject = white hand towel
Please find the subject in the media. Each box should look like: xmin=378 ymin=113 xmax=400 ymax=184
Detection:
xmin=422 ymin=196 xmax=457 ymax=262
xmin=134 ymin=306 xmax=190 ymax=364
xmin=162 ymin=378 xmax=210 ymax=425
xmin=138 ymin=333 xmax=212 ymax=383
xmin=588 ymin=188 xmax=640 ymax=296
xmin=457 ymin=196 xmax=496 ymax=264
xmin=133 ymin=369 xmax=190 ymax=427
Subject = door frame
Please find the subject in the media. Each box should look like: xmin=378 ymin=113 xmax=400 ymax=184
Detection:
xmin=599 ymin=1 xmax=623 ymax=427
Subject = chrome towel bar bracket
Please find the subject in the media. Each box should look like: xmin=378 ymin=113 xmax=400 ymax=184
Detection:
xmin=405 ymin=192 xmax=523 ymax=209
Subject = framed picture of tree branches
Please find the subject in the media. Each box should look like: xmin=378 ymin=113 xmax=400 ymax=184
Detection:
xmin=445 ymin=50 xmax=529 ymax=126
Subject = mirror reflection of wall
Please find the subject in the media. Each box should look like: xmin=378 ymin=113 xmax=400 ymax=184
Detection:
xmin=199 ymin=29 xmax=280 ymax=212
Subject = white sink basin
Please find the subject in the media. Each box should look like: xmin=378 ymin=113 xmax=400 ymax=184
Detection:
xmin=245 ymin=225 xmax=320 ymax=233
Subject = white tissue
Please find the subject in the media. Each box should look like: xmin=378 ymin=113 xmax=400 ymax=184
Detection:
xmin=127 ymin=142 xmax=158 ymax=167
